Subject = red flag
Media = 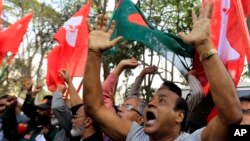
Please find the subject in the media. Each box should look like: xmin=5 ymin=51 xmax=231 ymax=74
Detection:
xmin=0 ymin=52 xmax=5 ymax=65
xmin=0 ymin=13 xmax=32 ymax=55
xmin=194 ymin=0 xmax=246 ymax=93
xmin=241 ymin=0 xmax=250 ymax=17
xmin=53 ymin=0 xmax=91 ymax=77
xmin=193 ymin=0 xmax=247 ymax=121
xmin=46 ymin=46 xmax=65 ymax=92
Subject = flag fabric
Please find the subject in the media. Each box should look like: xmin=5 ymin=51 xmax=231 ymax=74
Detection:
xmin=109 ymin=0 xmax=194 ymax=75
xmin=193 ymin=0 xmax=247 ymax=122
xmin=0 ymin=13 xmax=32 ymax=55
xmin=241 ymin=0 xmax=250 ymax=17
xmin=237 ymin=0 xmax=250 ymax=74
xmin=0 ymin=52 xmax=5 ymax=65
xmin=194 ymin=0 xmax=246 ymax=94
xmin=53 ymin=0 xmax=91 ymax=77
xmin=46 ymin=46 xmax=65 ymax=92
xmin=47 ymin=0 xmax=91 ymax=92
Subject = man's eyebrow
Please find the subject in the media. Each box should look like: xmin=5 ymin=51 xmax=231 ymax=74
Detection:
xmin=158 ymin=93 xmax=167 ymax=98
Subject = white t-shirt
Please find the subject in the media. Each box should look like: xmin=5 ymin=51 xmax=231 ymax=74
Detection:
xmin=126 ymin=122 xmax=205 ymax=141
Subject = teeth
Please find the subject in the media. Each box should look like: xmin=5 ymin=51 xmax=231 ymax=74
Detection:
xmin=148 ymin=119 xmax=155 ymax=124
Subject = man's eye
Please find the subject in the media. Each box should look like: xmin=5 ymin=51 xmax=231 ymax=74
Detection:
xmin=159 ymin=98 xmax=166 ymax=103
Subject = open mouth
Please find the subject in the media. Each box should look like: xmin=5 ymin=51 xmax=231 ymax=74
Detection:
xmin=146 ymin=111 xmax=156 ymax=125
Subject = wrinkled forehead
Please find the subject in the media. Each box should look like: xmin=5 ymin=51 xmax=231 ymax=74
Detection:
xmin=152 ymin=88 xmax=179 ymax=100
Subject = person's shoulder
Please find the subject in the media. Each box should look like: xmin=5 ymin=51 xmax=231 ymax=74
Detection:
xmin=175 ymin=127 xmax=205 ymax=141
xmin=126 ymin=122 xmax=149 ymax=141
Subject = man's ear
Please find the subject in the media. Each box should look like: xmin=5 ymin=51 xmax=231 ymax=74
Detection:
xmin=84 ymin=117 xmax=92 ymax=128
xmin=136 ymin=115 xmax=144 ymax=126
xmin=175 ymin=111 xmax=185 ymax=123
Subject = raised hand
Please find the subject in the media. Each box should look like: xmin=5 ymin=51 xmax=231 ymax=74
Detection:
xmin=88 ymin=14 xmax=123 ymax=54
xmin=119 ymin=58 xmax=140 ymax=69
xmin=178 ymin=1 xmax=213 ymax=50
xmin=22 ymin=77 xmax=33 ymax=92
xmin=33 ymin=85 xmax=43 ymax=96
xmin=59 ymin=69 xmax=71 ymax=84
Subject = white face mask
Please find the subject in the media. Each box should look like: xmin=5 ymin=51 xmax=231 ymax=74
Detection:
xmin=51 ymin=117 xmax=60 ymax=126
xmin=70 ymin=127 xmax=84 ymax=137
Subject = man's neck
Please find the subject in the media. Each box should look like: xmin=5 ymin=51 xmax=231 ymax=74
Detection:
xmin=81 ymin=127 xmax=96 ymax=140
xmin=149 ymin=129 xmax=181 ymax=141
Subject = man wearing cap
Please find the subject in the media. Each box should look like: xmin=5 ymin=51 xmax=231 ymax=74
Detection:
xmin=240 ymin=94 xmax=250 ymax=125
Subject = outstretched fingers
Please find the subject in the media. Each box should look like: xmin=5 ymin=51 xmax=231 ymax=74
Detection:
xmin=192 ymin=11 xmax=198 ymax=24
xmin=205 ymin=0 xmax=214 ymax=19
xmin=108 ymin=21 xmax=115 ymax=35
xmin=100 ymin=15 xmax=109 ymax=32
xmin=95 ymin=14 xmax=103 ymax=30
xmin=86 ymin=18 xmax=93 ymax=32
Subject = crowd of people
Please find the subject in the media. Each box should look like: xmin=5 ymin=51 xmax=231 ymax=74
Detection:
xmin=0 ymin=1 xmax=250 ymax=141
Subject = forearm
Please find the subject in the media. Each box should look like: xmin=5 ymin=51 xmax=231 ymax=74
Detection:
xmin=199 ymin=40 xmax=242 ymax=124
xmin=52 ymin=91 xmax=72 ymax=132
xmin=68 ymin=82 xmax=82 ymax=106
xmin=21 ymin=93 xmax=36 ymax=119
xmin=112 ymin=63 xmax=125 ymax=76
xmin=129 ymin=76 xmax=144 ymax=96
xmin=102 ymin=73 xmax=119 ymax=109
xmin=84 ymin=51 xmax=104 ymax=114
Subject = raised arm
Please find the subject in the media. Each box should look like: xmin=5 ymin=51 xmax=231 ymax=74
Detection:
xmin=83 ymin=14 xmax=132 ymax=141
xmin=51 ymin=84 xmax=72 ymax=134
xmin=102 ymin=58 xmax=139 ymax=109
xmin=59 ymin=69 xmax=82 ymax=106
xmin=179 ymin=1 xmax=242 ymax=140
xmin=129 ymin=66 xmax=158 ymax=97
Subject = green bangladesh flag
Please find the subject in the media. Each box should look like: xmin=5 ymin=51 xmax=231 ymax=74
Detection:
xmin=108 ymin=0 xmax=194 ymax=75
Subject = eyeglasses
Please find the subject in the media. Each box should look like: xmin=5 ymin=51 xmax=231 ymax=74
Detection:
xmin=73 ymin=115 xmax=87 ymax=119
xmin=117 ymin=103 xmax=142 ymax=116
xmin=242 ymin=109 xmax=250 ymax=114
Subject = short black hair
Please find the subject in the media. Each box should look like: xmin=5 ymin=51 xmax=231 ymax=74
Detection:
xmin=162 ymin=80 xmax=188 ymax=131
xmin=240 ymin=94 xmax=250 ymax=102
xmin=162 ymin=81 xmax=182 ymax=97
xmin=174 ymin=97 xmax=189 ymax=131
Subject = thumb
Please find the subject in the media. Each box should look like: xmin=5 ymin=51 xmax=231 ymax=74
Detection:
xmin=110 ymin=36 xmax=124 ymax=47
xmin=178 ymin=32 xmax=191 ymax=45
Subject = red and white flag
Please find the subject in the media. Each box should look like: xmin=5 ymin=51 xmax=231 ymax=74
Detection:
xmin=53 ymin=0 xmax=91 ymax=77
xmin=194 ymin=0 xmax=247 ymax=94
xmin=46 ymin=46 xmax=65 ymax=92
xmin=194 ymin=0 xmax=249 ymax=121
xmin=47 ymin=0 xmax=91 ymax=92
